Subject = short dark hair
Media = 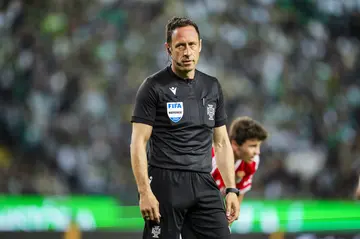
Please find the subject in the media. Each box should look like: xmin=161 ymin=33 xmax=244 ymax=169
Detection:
xmin=166 ymin=17 xmax=200 ymax=44
xmin=229 ymin=116 xmax=268 ymax=146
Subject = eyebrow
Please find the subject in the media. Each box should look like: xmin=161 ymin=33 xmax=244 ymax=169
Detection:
xmin=175 ymin=41 xmax=197 ymax=47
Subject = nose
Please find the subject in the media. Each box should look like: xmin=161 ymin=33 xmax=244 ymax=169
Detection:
xmin=183 ymin=46 xmax=190 ymax=56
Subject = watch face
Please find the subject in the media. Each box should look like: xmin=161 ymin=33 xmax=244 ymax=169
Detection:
xmin=226 ymin=188 xmax=239 ymax=196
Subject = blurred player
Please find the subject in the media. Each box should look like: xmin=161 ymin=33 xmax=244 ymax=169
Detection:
xmin=211 ymin=116 xmax=268 ymax=207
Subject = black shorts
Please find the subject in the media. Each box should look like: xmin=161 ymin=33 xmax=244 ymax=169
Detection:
xmin=143 ymin=166 xmax=230 ymax=239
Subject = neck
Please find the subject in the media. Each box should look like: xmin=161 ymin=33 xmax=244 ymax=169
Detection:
xmin=171 ymin=64 xmax=195 ymax=80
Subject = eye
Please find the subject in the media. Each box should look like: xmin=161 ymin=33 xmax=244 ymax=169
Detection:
xmin=189 ymin=42 xmax=197 ymax=48
xmin=176 ymin=43 xmax=186 ymax=50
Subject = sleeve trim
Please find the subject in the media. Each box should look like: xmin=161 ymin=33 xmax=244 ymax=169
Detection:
xmin=131 ymin=116 xmax=154 ymax=126
xmin=214 ymin=118 xmax=227 ymax=128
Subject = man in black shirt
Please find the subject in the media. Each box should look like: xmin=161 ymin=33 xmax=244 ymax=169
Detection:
xmin=130 ymin=17 xmax=239 ymax=239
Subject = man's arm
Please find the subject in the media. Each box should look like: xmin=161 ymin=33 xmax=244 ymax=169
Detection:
xmin=130 ymin=76 xmax=160 ymax=222
xmin=130 ymin=77 xmax=157 ymax=193
xmin=212 ymin=79 xmax=239 ymax=223
xmin=213 ymin=125 xmax=236 ymax=188
xmin=130 ymin=122 xmax=161 ymax=222
xmin=213 ymin=125 xmax=239 ymax=223
xmin=130 ymin=122 xmax=153 ymax=195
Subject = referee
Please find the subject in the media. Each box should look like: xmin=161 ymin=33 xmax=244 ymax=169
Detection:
xmin=130 ymin=17 xmax=239 ymax=239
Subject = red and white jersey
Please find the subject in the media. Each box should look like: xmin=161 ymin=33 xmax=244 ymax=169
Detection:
xmin=211 ymin=147 xmax=260 ymax=194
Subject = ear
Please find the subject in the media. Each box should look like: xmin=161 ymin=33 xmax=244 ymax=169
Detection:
xmin=231 ymin=139 xmax=238 ymax=151
xmin=199 ymin=39 xmax=202 ymax=53
xmin=165 ymin=42 xmax=171 ymax=55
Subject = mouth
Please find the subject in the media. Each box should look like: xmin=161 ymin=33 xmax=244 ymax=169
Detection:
xmin=182 ymin=60 xmax=193 ymax=64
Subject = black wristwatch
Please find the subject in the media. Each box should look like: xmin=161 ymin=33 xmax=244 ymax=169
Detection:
xmin=225 ymin=188 xmax=240 ymax=196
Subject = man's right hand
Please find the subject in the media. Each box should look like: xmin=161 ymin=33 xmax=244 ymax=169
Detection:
xmin=139 ymin=191 xmax=161 ymax=223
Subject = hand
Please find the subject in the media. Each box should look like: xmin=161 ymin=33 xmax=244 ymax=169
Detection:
xmin=139 ymin=190 xmax=161 ymax=223
xmin=225 ymin=192 xmax=239 ymax=224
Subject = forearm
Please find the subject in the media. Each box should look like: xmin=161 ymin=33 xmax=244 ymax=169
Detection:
xmin=130 ymin=142 xmax=151 ymax=195
xmin=214 ymin=142 xmax=236 ymax=188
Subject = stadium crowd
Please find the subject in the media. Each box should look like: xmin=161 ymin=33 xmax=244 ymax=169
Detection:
xmin=0 ymin=0 xmax=359 ymax=204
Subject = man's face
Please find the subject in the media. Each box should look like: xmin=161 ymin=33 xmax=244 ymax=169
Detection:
xmin=232 ymin=139 xmax=262 ymax=163
xmin=166 ymin=26 xmax=202 ymax=73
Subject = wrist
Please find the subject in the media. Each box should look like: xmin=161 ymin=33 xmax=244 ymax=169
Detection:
xmin=225 ymin=187 xmax=240 ymax=196
xmin=138 ymin=187 xmax=152 ymax=196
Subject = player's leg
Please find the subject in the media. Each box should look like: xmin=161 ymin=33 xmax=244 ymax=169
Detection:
xmin=143 ymin=166 xmax=191 ymax=239
xmin=181 ymin=172 xmax=230 ymax=239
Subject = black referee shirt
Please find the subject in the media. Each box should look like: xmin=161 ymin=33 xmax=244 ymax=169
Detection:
xmin=131 ymin=66 xmax=227 ymax=172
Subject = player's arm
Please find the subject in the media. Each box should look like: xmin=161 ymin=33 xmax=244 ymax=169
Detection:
xmin=130 ymin=78 xmax=160 ymax=222
xmin=213 ymin=126 xmax=236 ymax=188
xmin=212 ymin=79 xmax=235 ymax=188
xmin=213 ymin=79 xmax=238 ymax=223
xmin=237 ymin=158 xmax=260 ymax=206
xmin=131 ymin=123 xmax=160 ymax=222
xmin=130 ymin=123 xmax=153 ymax=195
xmin=131 ymin=78 xmax=157 ymax=192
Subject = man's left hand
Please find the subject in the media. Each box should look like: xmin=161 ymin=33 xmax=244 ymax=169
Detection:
xmin=225 ymin=192 xmax=239 ymax=224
